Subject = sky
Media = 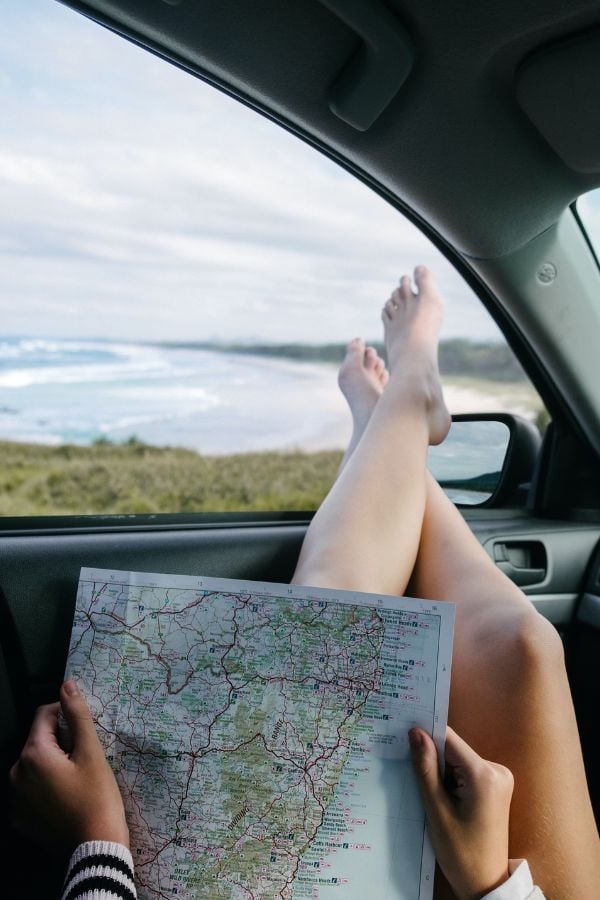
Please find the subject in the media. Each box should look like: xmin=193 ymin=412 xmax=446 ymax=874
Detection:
xmin=1 ymin=0 xmax=599 ymax=345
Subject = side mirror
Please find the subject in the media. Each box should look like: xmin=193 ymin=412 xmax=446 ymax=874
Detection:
xmin=427 ymin=413 xmax=542 ymax=506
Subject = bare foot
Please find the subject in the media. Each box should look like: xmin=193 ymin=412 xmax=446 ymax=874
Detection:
xmin=338 ymin=338 xmax=388 ymax=428
xmin=381 ymin=266 xmax=450 ymax=445
xmin=337 ymin=338 xmax=389 ymax=469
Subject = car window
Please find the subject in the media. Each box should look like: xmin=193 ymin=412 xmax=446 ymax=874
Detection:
xmin=576 ymin=189 xmax=600 ymax=262
xmin=0 ymin=0 xmax=547 ymax=516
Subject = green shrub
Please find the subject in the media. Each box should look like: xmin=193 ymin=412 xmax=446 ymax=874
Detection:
xmin=0 ymin=441 xmax=343 ymax=516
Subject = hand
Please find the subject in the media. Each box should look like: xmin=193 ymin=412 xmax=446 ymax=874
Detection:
xmin=9 ymin=680 xmax=129 ymax=850
xmin=409 ymin=726 xmax=513 ymax=900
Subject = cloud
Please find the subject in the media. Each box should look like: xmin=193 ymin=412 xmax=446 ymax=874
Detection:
xmin=0 ymin=0 xmax=504 ymax=343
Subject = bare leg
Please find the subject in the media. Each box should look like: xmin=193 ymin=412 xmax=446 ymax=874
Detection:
xmin=300 ymin=270 xmax=599 ymax=895
xmin=292 ymin=266 xmax=450 ymax=595
xmin=410 ymin=476 xmax=600 ymax=898
xmin=337 ymin=338 xmax=388 ymax=470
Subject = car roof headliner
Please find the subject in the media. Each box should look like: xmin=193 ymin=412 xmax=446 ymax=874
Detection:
xmin=60 ymin=0 xmax=600 ymax=259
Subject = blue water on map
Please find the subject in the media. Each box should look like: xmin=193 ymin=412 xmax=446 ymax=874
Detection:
xmin=0 ymin=337 xmax=344 ymax=453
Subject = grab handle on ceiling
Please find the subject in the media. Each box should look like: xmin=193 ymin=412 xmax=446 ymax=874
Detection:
xmin=318 ymin=0 xmax=414 ymax=131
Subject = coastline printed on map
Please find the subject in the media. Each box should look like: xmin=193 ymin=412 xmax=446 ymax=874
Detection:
xmin=65 ymin=567 xmax=455 ymax=899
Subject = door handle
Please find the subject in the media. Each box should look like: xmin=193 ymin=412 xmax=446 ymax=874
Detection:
xmin=493 ymin=540 xmax=547 ymax=587
xmin=318 ymin=0 xmax=414 ymax=131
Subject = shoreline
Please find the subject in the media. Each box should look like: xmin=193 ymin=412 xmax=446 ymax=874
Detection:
xmin=0 ymin=375 xmax=542 ymax=456
xmin=0 ymin=337 xmax=543 ymax=453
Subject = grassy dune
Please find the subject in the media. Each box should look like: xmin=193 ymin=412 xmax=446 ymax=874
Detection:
xmin=0 ymin=379 xmax=548 ymax=517
xmin=0 ymin=340 xmax=548 ymax=517
xmin=0 ymin=440 xmax=343 ymax=516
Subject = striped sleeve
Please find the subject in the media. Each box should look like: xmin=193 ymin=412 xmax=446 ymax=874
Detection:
xmin=61 ymin=841 xmax=137 ymax=900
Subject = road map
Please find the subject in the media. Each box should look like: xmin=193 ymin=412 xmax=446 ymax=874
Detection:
xmin=65 ymin=568 xmax=454 ymax=900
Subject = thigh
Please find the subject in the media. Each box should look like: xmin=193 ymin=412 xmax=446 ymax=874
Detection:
xmin=410 ymin=480 xmax=600 ymax=897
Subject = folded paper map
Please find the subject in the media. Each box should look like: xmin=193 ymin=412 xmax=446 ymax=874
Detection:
xmin=65 ymin=567 xmax=454 ymax=899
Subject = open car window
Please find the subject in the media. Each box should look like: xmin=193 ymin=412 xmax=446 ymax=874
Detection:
xmin=0 ymin=0 xmax=546 ymax=517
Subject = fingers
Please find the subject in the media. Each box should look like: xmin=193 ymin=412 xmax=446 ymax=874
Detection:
xmin=26 ymin=702 xmax=60 ymax=748
xmin=444 ymin=726 xmax=486 ymax=772
xmin=444 ymin=727 xmax=514 ymax=803
xmin=441 ymin=727 xmax=488 ymax=801
xmin=59 ymin=681 xmax=103 ymax=761
xmin=488 ymin=760 xmax=514 ymax=797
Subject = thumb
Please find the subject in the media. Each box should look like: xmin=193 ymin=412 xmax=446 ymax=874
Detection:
xmin=59 ymin=680 xmax=102 ymax=760
xmin=409 ymin=728 xmax=448 ymax=817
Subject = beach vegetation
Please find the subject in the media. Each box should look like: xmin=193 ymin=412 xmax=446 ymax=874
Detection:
xmin=157 ymin=339 xmax=528 ymax=383
xmin=0 ymin=441 xmax=343 ymax=516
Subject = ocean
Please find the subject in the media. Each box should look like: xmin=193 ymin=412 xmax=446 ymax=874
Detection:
xmin=0 ymin=338 xmax=350 ymax=454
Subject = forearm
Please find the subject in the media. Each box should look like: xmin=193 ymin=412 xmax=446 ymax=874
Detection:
xmin=61 ymin=841 xmax=136 ymax=900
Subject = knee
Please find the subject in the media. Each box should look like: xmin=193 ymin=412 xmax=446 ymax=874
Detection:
xmin=477 ymin=604 xmax=565 ymax=677
xmin=517 ymin=608 xmax=565 ymax=672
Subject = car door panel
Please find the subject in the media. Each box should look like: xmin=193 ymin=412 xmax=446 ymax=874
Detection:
xmin=482 ymin=525 xmax=600 ymax=624
xmin=1 ymin=510 xmax=599 ymax=893
xmin=567 ymin=549 xmax=600 ymax=828
xmin=1 ymin=513 xmax=598 ymax=728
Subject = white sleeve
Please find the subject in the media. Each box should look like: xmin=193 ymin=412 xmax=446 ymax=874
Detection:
xmin=481 ymin=860 xmax=546 ymax=900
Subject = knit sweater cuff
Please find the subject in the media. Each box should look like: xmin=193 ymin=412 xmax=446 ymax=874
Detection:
xmin=61 ymin=841 xmax=137 ymax=900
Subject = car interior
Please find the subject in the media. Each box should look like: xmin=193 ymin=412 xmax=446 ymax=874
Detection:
xmin=1 ymin=0 xmax=600 ymax=896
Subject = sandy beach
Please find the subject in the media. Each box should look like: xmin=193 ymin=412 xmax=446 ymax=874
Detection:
xmin=0 ymin=338 xmax=543 ymax=455
xmin=297 ymin=373 xmax=542 ymax=451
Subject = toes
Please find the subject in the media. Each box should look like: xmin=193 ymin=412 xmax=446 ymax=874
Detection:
xmin=414 ymin=265 xmax=434 ymax=293
xmin=399 ymin=275 xmax=413 ymax=300
xmin=339 ymin=339 xmax=366 ymax=379
xmin=375 ymin=357 xmax=389 ymax=387
xmin=364 ymin=346 xmax=378 ymax=370
xmin=382 ymin=298 xmax=396 ymax=320
xmin=345 ymin=337 xmax=364 ymax=358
